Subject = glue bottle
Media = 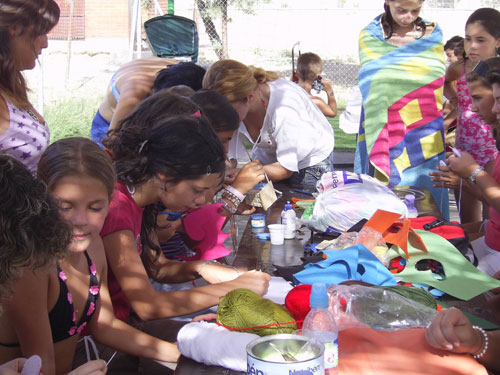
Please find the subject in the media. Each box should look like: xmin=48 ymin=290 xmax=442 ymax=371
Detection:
xmin=302 ymin=283 xmax=338 ymax=374
xmin=404 ymin=194 xmax=418 ymax=218
xmin=280 ymin=201 xmax=296 ymax=239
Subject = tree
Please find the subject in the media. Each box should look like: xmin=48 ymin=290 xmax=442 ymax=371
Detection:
xmin=194 ymin=0 xmax=270 ymax=59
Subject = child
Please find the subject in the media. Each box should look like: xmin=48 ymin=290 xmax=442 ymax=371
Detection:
xmin=0 ymin=138 xmax=181 ymax=375
xmin=0 ymin=154 xmax=107 ymax=375
xmin=444 ymin=8 xmax=500 ymax=224
xmin=101 ymin=112 xmax=270 ymax=323
xmin=296 ymin=52 xmax=338 ymax=118
xmin=444 ymin=36 xmax=464 ymax=64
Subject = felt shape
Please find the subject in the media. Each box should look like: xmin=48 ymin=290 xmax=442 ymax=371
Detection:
xmin=338 ymin=327 xmax=487 ymax=375
xmin=177 ymin=321 xmax=258 ymax=372
xmin=182 ymin=203 xmax=230 ymax=261
xmin=284 ymin=284 xmax=312 ymax=328
xmin=293 ymin=245 xmax=397 ymax=287
xmin=216 ymin=288 xmax=297 ymax=336
xmin=387 ymin=230 xmax=500 ymax=300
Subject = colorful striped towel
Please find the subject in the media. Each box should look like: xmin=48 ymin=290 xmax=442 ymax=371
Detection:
xmin=354 ymin=15 xmax=449 ymax=219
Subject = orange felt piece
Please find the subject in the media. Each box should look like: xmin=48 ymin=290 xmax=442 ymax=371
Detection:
xmin=338 ymin=327 xmax=487 ymax=375
xmin=363 ymin=210 xmax=402 ymax=234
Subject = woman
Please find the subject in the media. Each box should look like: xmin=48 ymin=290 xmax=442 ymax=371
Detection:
xmin=0 ymin=154 xmax=107 ymax=375
xmin=203 ymin=59 xmax=335 ymax=187
xmin=354 ymin=0 xmax=449 ymax=218
xmin=0 ymin=0 xmax=58 ymax=173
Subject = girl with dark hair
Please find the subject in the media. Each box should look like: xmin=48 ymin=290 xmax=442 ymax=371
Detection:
xmin=0 ymin=154 xmax=107 ymax=375
xmin=0 ymin=0 xmax=59 ymax=173
xmin=443 ymin=8 xmax=500 ymax=225
xmin=101 ymin=110 xmax=270 ymax=324
xmin=0 ymin=138 xmax=182 ymax=375
xmin=355 ymin=0 xmax=449 ymax=218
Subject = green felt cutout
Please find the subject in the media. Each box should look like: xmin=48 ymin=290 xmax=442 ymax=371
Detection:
xmin=387 ymin=230 xmax=500 ymax=301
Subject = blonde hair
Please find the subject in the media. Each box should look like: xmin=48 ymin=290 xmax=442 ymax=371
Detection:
xmin=0 ymin=0 xmax=60 ymax=108
xmin=203 ymin=59 xmax=280 ymax=102
xmin=297 ymin=52 xmax=323 ymax=81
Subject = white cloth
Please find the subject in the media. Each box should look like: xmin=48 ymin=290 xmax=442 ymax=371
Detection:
xmin=339 ymin=85 xmax=362 ymax=135
xmin=228 ymin=78 xmax=334 ymax=172
xmin=471 ymin=236 xmax=500 ymax=277
xmin=177 ymin=321 xmax=258 ymax=372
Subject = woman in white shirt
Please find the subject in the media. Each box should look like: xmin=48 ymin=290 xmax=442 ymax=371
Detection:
xmin=203 ymin=59 xmax=335 ymax=186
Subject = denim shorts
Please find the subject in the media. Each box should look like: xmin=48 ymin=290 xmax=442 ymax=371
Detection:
xmin=289 ymin=152 xmax=334 ymax=187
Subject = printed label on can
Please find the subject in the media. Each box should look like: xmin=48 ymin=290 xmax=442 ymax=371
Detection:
xmin=324 ymin=340 xmax=338 ymax=369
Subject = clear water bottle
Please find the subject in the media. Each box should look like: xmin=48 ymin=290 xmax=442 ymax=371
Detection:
xmin=302 ymin=283 xmax=339 ymax=374
xmin=280 ymin=201 xmax=296 ymax=239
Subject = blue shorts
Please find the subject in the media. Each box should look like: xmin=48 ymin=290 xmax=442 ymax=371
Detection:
xmin=90 ymin=109 xmax=110 ymax=148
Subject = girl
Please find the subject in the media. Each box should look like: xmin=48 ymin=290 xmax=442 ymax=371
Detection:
xmin=0 ymin=138 xmax=181 ymax=375
xmin=202 ymin=59 xmax=335 ymax=187
xmin=444 ymin=8 xmax=500 ymax=224
xmin=355 ymin=0 xmax=449 ymax=218
xmin=0 ymin=0 xmax=58 ymax=173
xmin=0 ymin=154 xmax=106 ymax=375
xmin=101 ymin=111 xmax=270 ymax=323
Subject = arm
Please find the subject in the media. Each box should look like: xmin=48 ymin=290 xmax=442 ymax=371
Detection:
xmin=263 ymin=162 xmax=294 ymax=182
xmin=108 ymin=81 xmax=152 ymax=132
xmin=5 ymin=269 xmax=56 ymax=375
xmin=102 ymin=230 xmax=270 ymax=320
xmin=426 ymin=308 xmax=500 ymax=372
xmin=443 ymin=62 xmax=462 ymax=107
xmin=88 ymin=243 xmax=180 ymax=362
xmin=311 ymin=78 xmax=337 ymax=118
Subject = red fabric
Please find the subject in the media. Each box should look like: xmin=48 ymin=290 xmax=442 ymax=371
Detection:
xmin=339 ymin=327 xmax=487 ymax=375
xmin=100 ymin=182 xmax=144 ymax=322
xmin=284 ymin=284 xmax=312 ymax=328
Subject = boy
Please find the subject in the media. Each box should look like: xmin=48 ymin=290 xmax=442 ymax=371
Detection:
xmin=296 ymin=52 xmax=338 ymax=118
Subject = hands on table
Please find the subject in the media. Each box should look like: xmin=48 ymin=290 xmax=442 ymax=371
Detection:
xmin=430 ymin=150 xmax=479 ymax=189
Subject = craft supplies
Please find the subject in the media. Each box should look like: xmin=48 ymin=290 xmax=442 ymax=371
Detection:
xmin=247 ymin=334 xmax=324 ymax=374
xmin=268 ymin=224 xmax=285 ymax=245
xmin=251 ymin=213 xmax=266 ymax=234
xmin=280 ymin=201 xmax=297 ymax=239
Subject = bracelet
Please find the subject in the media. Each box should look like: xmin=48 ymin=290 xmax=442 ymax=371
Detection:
xmin=225 ymin=185 xmax=245 ymax=201
xmin=197 ymin=260 xmax=241 ymax=277
xmin=472 ymin=326 xmax=489 ymax=359
xmin=469 ymin=166 xmax=484 ymax=184
xmin=221 ymin=191 xmax=242 ymax=209
xmin=221 ymin=200 xmax=238 ymax=214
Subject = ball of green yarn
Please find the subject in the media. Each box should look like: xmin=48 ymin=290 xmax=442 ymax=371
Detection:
xmin=216 ymin=288 xmax=297 ymax=336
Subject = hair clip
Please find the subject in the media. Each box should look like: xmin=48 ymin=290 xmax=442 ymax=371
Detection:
xmin=473 ymin=61 xmax=490 ymax=78
xmin=138 ymin=140 xmax=148 ymax=154
xmin=191 ymin=110 xmax=202 ymax=118
xmin=206 ymin=165 xmax=212 ymax=175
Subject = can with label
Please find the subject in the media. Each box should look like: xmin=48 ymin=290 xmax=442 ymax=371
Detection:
xmin=247 ymin=334 xmax=324 ymax=375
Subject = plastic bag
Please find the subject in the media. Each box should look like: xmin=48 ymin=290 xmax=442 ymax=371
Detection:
xmin=327 ymin=284 xmax=437 ymax=331
xmin=302 ymin=171 xmax=408 ymax=232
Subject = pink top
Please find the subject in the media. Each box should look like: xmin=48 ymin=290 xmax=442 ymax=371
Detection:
xmin=0 ymin=96 xmax=49 ymax=174
xmin=455 ymin=69 xmax=498 ymax=167
xmin=100 ymin=182 xmax=144 ymax=322
xmin=486 ymin=156 xmax=500 ymax=251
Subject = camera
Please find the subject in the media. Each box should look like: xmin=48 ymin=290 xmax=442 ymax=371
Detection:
xmin=312 ymin=75 xmax=325 ymax=94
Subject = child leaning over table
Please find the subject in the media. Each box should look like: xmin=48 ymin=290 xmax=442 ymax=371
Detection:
xmin=296 ymin=52 xmax=338 ymax=118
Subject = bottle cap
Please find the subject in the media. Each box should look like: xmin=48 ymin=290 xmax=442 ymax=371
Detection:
xmin=284 ymin=201 xmax=293 ymax=211
xmin=309 ymin=283 xmax=329 ymax=308
xmin=404 ymin=194 xmax=416 ymax=210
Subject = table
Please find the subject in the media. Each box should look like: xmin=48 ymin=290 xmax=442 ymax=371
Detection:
xmin=174 ymin=183 xmax=498 ymax=375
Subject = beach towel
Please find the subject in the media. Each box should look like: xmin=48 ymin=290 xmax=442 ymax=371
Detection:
xmin=354 ymin=15 xmax=449 ymax=219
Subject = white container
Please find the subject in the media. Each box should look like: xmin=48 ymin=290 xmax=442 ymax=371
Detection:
xmin=268 ymin=224 xmax=285 ymax=245
xmin=246 ymin=334 xmax=324 ymax=375
xmin=280 ymin=201 xmax=297 ymax=239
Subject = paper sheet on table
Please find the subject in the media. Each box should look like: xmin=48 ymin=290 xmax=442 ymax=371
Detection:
xmin=264 ymin=276 xmax=294 ymax=305
xmin=387 ymin=230 xmax=500 ymax=300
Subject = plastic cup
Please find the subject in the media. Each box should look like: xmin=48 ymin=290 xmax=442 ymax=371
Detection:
xmin=268 ymin=224 xmax=285 ymax=245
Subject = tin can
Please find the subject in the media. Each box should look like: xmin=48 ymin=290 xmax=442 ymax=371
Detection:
xmin=251 ymin=213 xmax=266 ymax=228
xmin=247 ymin=334 xmax=324 ymax=375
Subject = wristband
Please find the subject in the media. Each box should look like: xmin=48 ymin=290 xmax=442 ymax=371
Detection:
xmin=225 ymin=185 xmax=245 ymax=201
xmin=472 ymin=326 xmax=489 ymax=359
xmin=469 ymin=166 xmax=484 ymax=184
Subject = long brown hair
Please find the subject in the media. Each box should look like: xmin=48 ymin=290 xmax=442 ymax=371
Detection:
xmin=381 ymin=0 xmax=426 ymax=40
xmin=0 ymin=0 xmax=60 ymax=107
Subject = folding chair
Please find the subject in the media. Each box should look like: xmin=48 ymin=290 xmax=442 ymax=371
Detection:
xmin=144 ymin=14 xmax=199 ymax=62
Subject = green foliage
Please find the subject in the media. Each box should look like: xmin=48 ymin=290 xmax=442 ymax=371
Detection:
xmin=44 ymin=95 xmax=102 ymax=143
xmin=329 ymin=107 xmax=357 ymax=151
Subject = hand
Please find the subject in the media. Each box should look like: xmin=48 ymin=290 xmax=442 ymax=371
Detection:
xmin=192 ymin=313 xmax=217 ymax=322
xmin=224 ymin=167 xmax=240 ymax=185
xmin=68 ymin=360 xmax=107 ymax=375
xmin=0 ymin=358 xmax=26 ymax=375
xmin=425 ymin=307 xmax=482 ymax=355
xmin=228 ymin=270 xmax=271 ymax=296
xmin=447 ymin=151 xmax=479 ymax=179
xmin=429 ymin=165 xmax=461 ymax=189
xmin=321 ymin=77 xmax=334 ymax=95
xmin=231 ymin=160 xmax=266 ymax=195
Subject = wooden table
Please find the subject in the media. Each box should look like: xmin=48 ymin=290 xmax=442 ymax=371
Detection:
xmin=174 ymin=183 xmax=498 ymax=375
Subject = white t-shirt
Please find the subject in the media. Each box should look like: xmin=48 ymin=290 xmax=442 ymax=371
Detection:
xmin=228 ymin=79 xmax=334 ymax=172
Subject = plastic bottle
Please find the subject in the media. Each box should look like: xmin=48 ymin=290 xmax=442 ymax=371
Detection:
xmin=404 ymin=194 xmax=418 ymax=218
xmin=302 ymin=283 xmax=339 ymax=374
xmin=280 ymin=201 xmax=297 ymax=239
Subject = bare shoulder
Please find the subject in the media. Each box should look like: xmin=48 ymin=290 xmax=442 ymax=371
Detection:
xmin=0 ymin=94 xmax=10 ymax=137
xmin=445 ymin=61 xmax=463 ymax=81
xmin=88 ymin=238 xmax=108 ymax=277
